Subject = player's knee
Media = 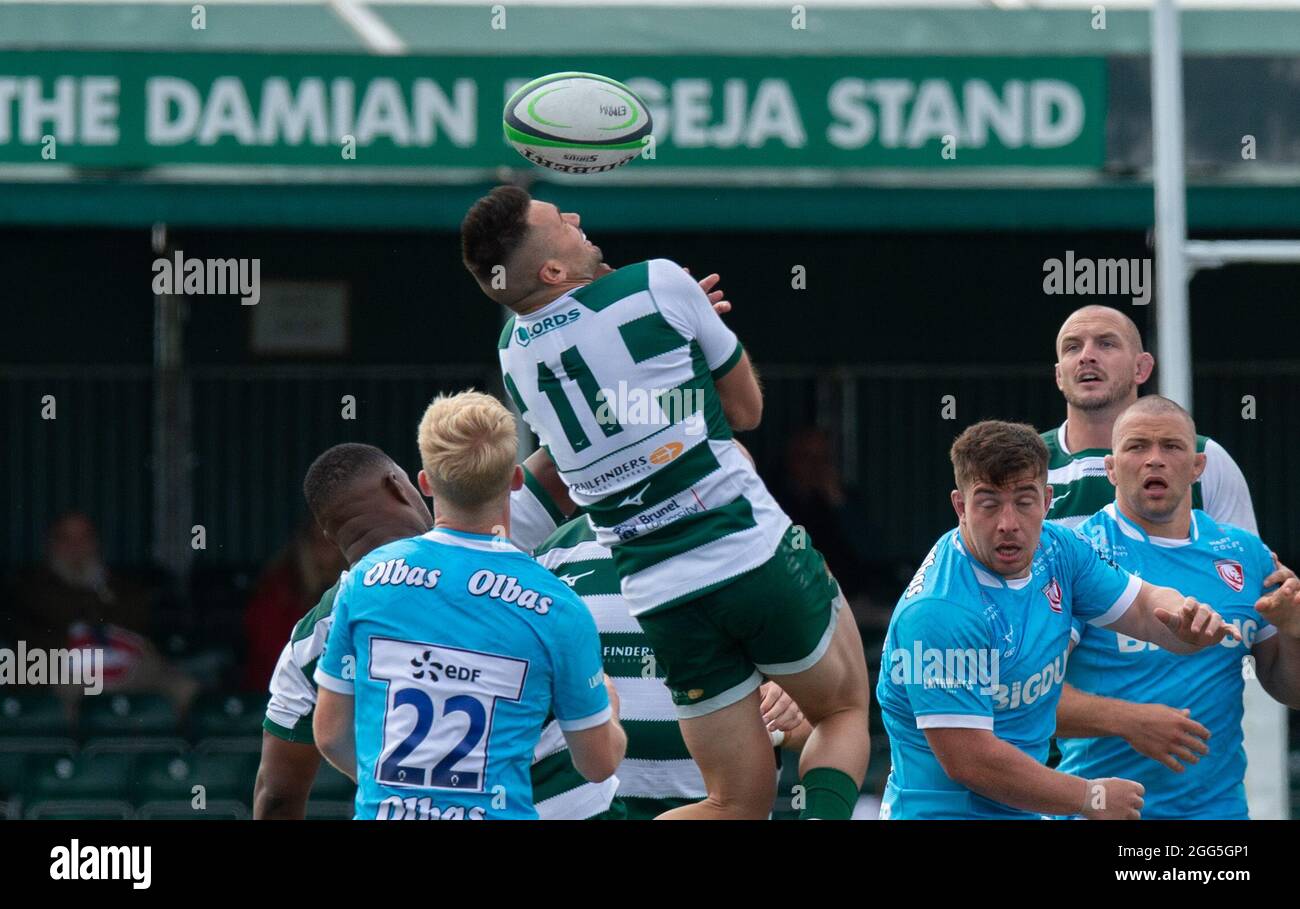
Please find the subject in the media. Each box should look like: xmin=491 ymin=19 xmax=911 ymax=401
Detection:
xmin=709 ymin=770 xmax=778 ymax=819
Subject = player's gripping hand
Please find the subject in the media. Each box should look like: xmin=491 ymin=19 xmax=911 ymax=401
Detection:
xmin=1154 ymin=597 xmax=1241 ymax=648
xmin=1081 ymin=778 xmax=1145 ymax=820
xmin=682 ymin=266 xmax=731 ymax=315
xmin=1256 ymin=577 xmax=1300 ymax=640
xmin=759 ymin=681 xmax=804 ymax=735
xmin=1118 ymin=703 xmax=1211 ymax=773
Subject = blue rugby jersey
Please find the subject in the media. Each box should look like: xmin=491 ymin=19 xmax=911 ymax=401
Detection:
xmin=316 ymin=528 xmax=609 ymax=820
xmin=878 ymin=522 xmax=1139 ymax=819
xmin=1060 ymin=504 xmax=1276 ymax=819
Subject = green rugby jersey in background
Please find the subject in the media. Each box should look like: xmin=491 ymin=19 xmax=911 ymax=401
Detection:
xmin=532 ymin=515 xmax=706 ymax=819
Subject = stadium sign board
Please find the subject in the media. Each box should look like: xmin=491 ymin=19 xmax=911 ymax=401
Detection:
xmin=0 ymin=52 xmax=1105 ymax=170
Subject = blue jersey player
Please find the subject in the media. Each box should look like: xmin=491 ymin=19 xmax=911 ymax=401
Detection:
xmin=313 ymin=391 xmax=626 ymax=819
xmin=877 ymin=420 xmax=1242 ymax=820
xmin=1055 ymin=396 xmax=1300 ymax=818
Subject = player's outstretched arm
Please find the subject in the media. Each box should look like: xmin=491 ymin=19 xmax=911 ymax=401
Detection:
xmin=313 ymin=688 xmax=358 ymax=783
xmin=1055 ymin=684 xmax=1210 ymax=773
xmin=253 ymin=732 xmax=322 ymax=820
xmin=1252 ymin=578 xmax=1300 ymax=708
xmin=1105 ymin=582 xmax=1240 ymax=654
xmin=926 ymin=727 xmax=1144 ymax=819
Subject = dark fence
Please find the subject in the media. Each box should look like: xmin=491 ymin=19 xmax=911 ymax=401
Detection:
xmin=3 ymin=362 xmax=1297 ymax=571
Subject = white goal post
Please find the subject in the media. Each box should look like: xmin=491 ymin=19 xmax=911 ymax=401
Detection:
xmin=1151 ymin=0 xmax=1295 ymax=819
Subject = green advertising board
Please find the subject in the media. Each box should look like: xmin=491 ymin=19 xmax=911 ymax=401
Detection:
xmin=0 ymin=52 xmax=1106 ymax=169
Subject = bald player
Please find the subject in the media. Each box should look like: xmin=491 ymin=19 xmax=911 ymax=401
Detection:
xmin=1045 ymin=305 xmax=1256 ymax=532
xmin=1056 ymin=396 xmax=1300 ymax=818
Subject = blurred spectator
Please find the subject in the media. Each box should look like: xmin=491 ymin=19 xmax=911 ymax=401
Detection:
xmin=241 ymin=518 xmax=345 ymax=690
xmin=769 ymin=426 xmax=891 ymax=630
xmin=7 ymin=511 xmax=199 ymax=717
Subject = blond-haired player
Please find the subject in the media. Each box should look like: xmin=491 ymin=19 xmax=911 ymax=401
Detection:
xmin=313 ymin=390 xmax=625 ymax=819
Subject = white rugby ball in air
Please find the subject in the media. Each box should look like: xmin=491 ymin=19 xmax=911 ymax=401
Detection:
xmin=504 ymin=72 xmax=652 ymax=174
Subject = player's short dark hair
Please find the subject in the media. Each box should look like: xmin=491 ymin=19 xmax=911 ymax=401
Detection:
xmin=302 ymin=443 xmax=395 ymax=521
xmin=950 ymin=420 xmax=1048 ymax=491
xmin=461 ymin=185 xmax=533 ymax=286
xmin=1114 ymin=395 xmax=1196 ymax=445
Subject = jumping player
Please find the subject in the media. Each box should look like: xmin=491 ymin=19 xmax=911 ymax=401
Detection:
xmin=461 ymin=186 xmax=870 ymax=819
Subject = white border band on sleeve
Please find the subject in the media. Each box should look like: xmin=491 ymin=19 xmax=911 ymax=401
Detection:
xmin=557 ymin=705 xmax=612 ymax=732
xmin=1088 ymin=572 xmax=1142 ymax=628
xmin=915 ymin=714 xmax=994 ymax=731
xmin=313 ymin=667 xmax=355 ymax=695
xmin=1255 ymin=625 xmax=1278 ymax=646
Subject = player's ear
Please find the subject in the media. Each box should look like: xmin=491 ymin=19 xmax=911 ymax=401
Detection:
xmin=382 ymin=471 xmax=406 ymax=504
xmin=417 ymin=469 xmax=435 ymax=498
xmin=1103 ymin=454 xmax=1117 ymax=486
xmin=1053 ymin=361 xmax=1064 ymax=391
xmin=1043 ymin=483 xmax=1054 ymax=512
xmin=1192 ymin=451 xmax=1207 ymax=481
xmin=1135 ymin=351 xmax=1155 ymax=385
xmin=510 ymin=465 xmax=525 ymax=492
xmin=537 ymin=258 xmax=565 ymax=286
xmin=950 ymin=488 xmax=965 ymax=520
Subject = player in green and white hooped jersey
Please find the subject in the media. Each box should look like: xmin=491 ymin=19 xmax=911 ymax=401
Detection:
xmin=254 ymin=443 xmax=435 ymax=818
xmin=254 ymin=444 xmax=565 ymax=819
xmin=1046 ymin=305 xmax=1258 ymax=533
xmin=461 ymin=185 xmax=870 ymax=820
xmin=531 ymin=514 xmax=814 ymax=819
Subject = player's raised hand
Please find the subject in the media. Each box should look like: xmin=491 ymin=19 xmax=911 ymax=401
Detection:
xmin=1118 ymin=703 xmax=1211 ymax=773
xmin=1154 ymin=597 xmax=1241 ymax=648
xmin=1256 ymin=577 xmax=1300 ymax=639
xmin=759 ymin=681 xmax=805 ymax=734
xmin=683 ymin=266 xmax=731 ymax=314
xmin=1081 ymin=777 xmax=1145 ymax=820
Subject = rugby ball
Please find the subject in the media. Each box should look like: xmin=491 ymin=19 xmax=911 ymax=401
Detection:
xmin=504 ymin=72 xmax=652 ymax=174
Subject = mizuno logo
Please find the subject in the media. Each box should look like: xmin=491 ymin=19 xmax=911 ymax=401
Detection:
xmin=558 ymin=569 xmax=596 ymax=587
xmin=619 ymin=483 xmax=651 ymax=508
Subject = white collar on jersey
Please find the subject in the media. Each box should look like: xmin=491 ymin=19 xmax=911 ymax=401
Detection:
xmin=1056 ymin=419 xmax=1073 ymax=457
xmin=951 ymin=531 xmax=1034 ymax=590
xmin=422 ymin=528 xmax=524 ymax=554
xmin=1104 ymin=501 xmax=1199 ymax=547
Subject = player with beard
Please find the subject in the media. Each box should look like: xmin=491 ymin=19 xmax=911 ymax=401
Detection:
xmin=462 ymin=186 xmax=871 ymax=820
xmin=1043 ymin=306 xmax=1296 ymax=797
xmin=877 ymin=420 xmax=1241 ymax=820
xmin=1045 ymin=305 xmax=1256 ymax=532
